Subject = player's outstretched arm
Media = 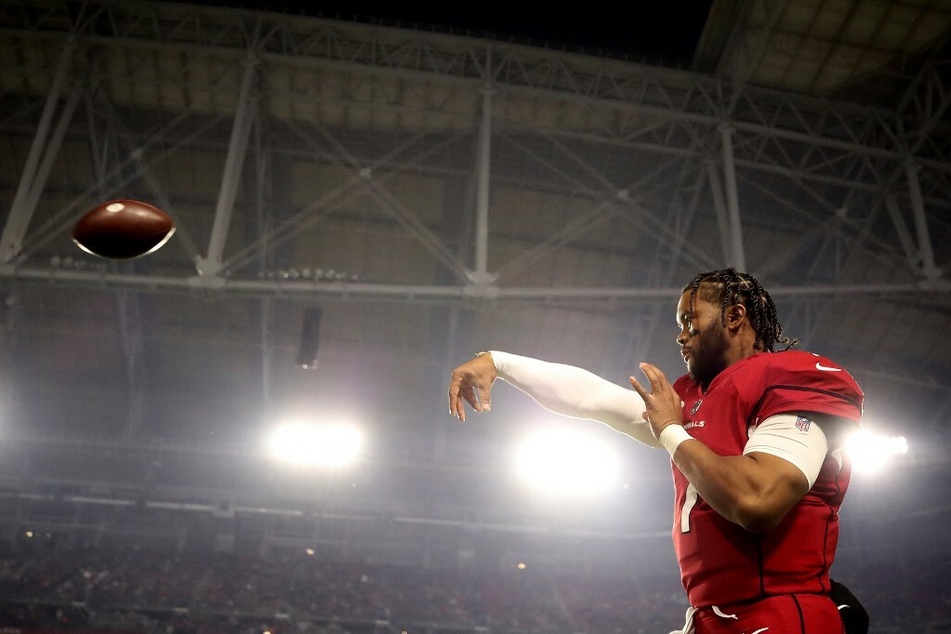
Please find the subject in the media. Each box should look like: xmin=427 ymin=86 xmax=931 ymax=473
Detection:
xmin=449 ymin=351 xmax=660 ymax=448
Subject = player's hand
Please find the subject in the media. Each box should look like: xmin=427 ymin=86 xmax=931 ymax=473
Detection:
xmin=628 ymin=362 xmax=683 ymax=438
xmin=448 ymin=353 xmax=499 ymax=422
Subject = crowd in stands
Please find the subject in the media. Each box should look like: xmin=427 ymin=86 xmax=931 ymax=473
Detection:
xmin=0 ymin=544 xmax=684 ymax=633
xmin=0 ymin=543 xmax=947 ymax=633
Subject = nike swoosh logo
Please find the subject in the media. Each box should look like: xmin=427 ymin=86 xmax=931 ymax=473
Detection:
xmin=815 ymin=362 xmax=842 ymax=372
xmin=751 ymin=629 xmax=769 ymax=634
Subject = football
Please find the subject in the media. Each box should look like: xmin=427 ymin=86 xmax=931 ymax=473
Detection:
xmin=72 ymin=199 xmax=175 ymax=259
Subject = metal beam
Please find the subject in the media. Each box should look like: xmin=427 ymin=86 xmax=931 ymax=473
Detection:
xmin=1 ymin=267 xmax=941 ymax=303
xmin=5 ymin=4 xmax=935 ymax=169
xmin=719 ymin=123 xmax=746 ymax=270
xmin=905 ymin=160 xmax=943 ymax=283
xmin=0 ymin=37 xmax=77 ymax=264
xmin=885 ymin=194 xmax=924 ymax=275
xmin=706 ymin=158 xmax=732 ymax=263
xmin=718 ymin=0 xmax=791 ymax=113
xmin=467 ymin=78 xmax=496 ymax=287
xmin=216 ymin=119 xmax=468 ymax=276
xmin=898 ymin=60 xmax=951 ymax=157
xmin=196 ymin=54 xmax=260 ymax=277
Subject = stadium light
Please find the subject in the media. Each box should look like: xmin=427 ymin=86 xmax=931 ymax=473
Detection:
xmin=513 ymin=428 xmax=620 ymax=495
xmin=266 ymin=421 xmax=363 ymax=468
xmin=844 ymin=429 xmax=908 ymax=474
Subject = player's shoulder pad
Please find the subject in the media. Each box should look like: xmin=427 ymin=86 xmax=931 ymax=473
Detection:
xmin=753 ymin=350 xmax=864 ymax=417
xmin=756 ymin=350 xmax=855 ymax=381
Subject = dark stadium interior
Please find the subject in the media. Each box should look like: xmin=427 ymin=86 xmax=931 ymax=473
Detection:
xmin=1 ymin=0 xmax=951 ymax=632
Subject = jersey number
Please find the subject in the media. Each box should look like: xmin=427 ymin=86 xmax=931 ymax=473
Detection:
xmin=680 ymin=483 xmax=699 ymax=533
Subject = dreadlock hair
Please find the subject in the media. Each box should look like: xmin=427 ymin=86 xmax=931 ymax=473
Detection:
xmin=683 ymin=268 xmax=798 ymax=352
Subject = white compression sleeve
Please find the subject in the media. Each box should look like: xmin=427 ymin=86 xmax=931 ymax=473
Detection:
xmin=744 ymin=413 xmax=830 ymax=487
xmin=489 ymin=351 xmax=660 ymax=448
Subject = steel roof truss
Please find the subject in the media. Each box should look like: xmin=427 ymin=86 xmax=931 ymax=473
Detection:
xmin=196 ymin=54 xmax=260 ymax=278
xmin=0 ymin=38 xmax=78 ymax=265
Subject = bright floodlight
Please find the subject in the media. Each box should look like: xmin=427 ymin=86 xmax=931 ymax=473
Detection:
xmin=267 ymin=422 xmax=363 ymax=468
xmin=845 ymin=429 xmax=908 ymax=474
xmin=514 ymin=428 xmax=620 ymax=495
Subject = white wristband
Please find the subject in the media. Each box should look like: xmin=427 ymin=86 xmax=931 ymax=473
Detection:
xmin=659 ymin=425 xmax=692 ymax=457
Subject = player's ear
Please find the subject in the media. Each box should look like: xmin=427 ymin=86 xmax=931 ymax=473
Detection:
xmin=725 ymin=303 xmax=747 ymax=329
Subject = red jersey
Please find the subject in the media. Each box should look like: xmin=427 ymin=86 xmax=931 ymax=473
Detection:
xmin=670 ymin=350 xmax=864 ymax=608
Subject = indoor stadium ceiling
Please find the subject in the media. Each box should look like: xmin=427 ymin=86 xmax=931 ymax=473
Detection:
xmin=0 ymin=0 xmax=950 ymax=534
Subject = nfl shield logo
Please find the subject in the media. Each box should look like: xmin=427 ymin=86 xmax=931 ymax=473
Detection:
xmin=796 ymin=416 xmax=812 ymax=432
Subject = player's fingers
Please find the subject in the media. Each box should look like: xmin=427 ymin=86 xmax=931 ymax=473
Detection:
xmin=449 ymin=373 xmax=479 ymax=422
xmin=638 ymin=362 xmax=659 ymax=382
xmin=628 ymin=375 xmax=650 ymax=400
xmin=453 ymin=373 xmax=485 ymax=413
xmin=639 ymin=362 xmax=668 ymax=387
xmin=478 ymin=385 xmax=491 ymax=411
xmin=448 ymin=375 xmax=464 ymax=420
xmin=461 ymin=387 xmax=482 ymax=413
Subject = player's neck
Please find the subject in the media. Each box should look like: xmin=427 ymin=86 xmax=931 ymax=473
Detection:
xmin=700 ymin=348 xmax=759 ymax=392
xmin=726 ymin=330 xmax=759 ymax=366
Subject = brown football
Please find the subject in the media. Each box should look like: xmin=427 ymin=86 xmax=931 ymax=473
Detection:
xmin=72 ymin=199 xmax=175 ymax=259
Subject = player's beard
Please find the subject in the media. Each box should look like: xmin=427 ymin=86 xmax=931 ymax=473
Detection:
xmin=688 ymin=322 xmax=730 ymax=390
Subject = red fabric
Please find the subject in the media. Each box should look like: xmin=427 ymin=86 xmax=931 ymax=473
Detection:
xmin=693 ymin=593 xmax=845 ymax=633
xmin=670 ymin=350 xmax=864 ymax=608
